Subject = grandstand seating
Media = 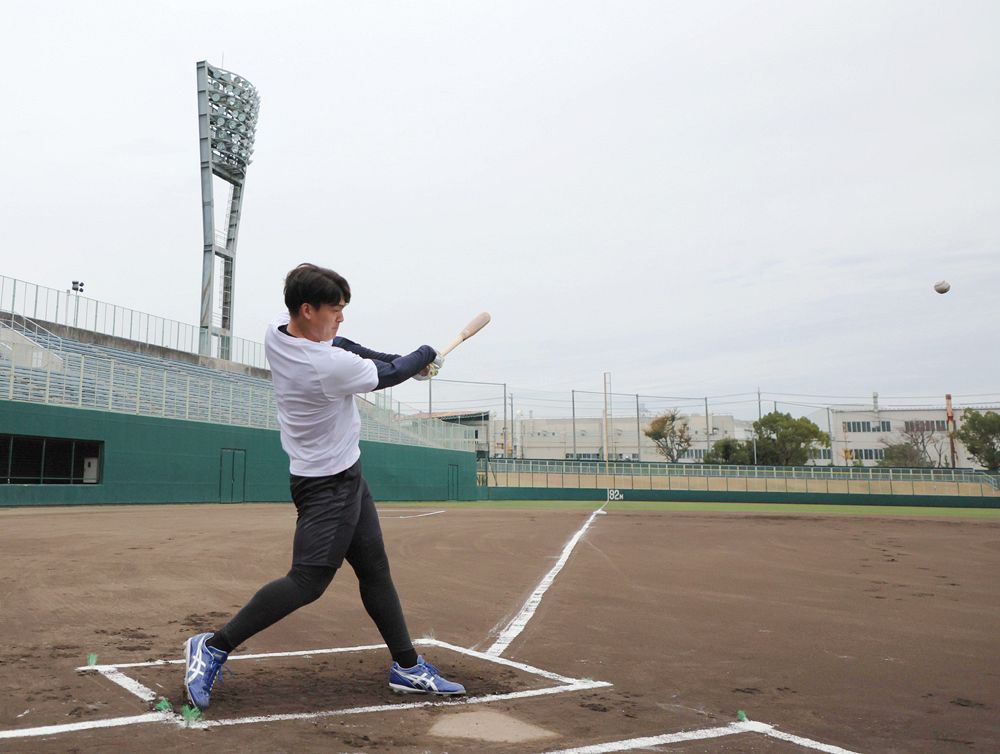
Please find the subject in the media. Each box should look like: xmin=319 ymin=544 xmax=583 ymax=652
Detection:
xmin=0 ymin=314 xmax=474 ymax=452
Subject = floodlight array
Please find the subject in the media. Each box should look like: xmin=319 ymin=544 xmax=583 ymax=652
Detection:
xmin=206 ymin=65 xmax=260 ymax=175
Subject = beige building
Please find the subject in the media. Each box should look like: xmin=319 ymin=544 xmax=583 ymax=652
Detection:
xmin=808 ymin=403 xmax=992 ymax=469
xmin=477 ymin=412 xmax=754 ymax=462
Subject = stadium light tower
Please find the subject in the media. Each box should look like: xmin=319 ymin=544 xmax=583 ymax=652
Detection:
xmin=195 ymin=61 xmax=261 ymax=359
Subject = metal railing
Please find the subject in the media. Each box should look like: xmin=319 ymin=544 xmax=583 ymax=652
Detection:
xmin=481 ymin=457 xmax=1000 ymax=489
xmin=0 ymin=274 xmax=267 ymax=369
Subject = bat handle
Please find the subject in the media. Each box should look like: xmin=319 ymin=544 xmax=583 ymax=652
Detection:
xmin=437 ymin=336 xmax=463 ymax=358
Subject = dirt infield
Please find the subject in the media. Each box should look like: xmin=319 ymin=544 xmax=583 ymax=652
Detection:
xmin=1 ymin=502 xmax=998 ymax=753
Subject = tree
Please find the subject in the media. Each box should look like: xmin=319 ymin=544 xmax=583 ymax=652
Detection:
xmin=877 ymin=441 xmax=932 ymax=468
xmin=903 ymin=423 xmax=949 ymax=467
xmin=752 ymin=412 xmax=829 ymax=466
xmin=644 ymin=410 xmax=692 ymax=462
xmin=956 ymin=410 xmax=1000 ymax=471
xmin=877 ymin=424 xmax=946 ymax=468
xmin=703 ymin=437 xmax=753 ymax=465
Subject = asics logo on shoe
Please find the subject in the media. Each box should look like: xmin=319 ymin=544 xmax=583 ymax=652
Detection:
xmin=398 ymin=669 xmax=437 ymax=691
xmin=185 ymin=651 xmax=207 ymax=683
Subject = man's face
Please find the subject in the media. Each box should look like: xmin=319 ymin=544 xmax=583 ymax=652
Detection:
xmin=298 ymin=299 xmax=346 ymax=342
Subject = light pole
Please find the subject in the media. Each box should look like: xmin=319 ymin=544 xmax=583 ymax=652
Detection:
xmin=196 ymin=61 xmax=260 ymax=360
xmin=71 ymin=280 xmax=85 ymax=327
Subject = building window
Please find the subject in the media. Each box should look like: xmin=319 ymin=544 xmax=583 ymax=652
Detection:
xmin=0 ymin=434 xmax=103 ymax=484
xmin=904 ymin=420 xmax=946 ymax=433
xmin=854 ymin=448 xmax=886 ymax=461
xmin=842 ymin=420 xmax=892 ymax=433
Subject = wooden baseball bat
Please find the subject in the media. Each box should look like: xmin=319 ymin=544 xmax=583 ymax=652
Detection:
xmin=438 ymin=312 xmax=491 ymax=356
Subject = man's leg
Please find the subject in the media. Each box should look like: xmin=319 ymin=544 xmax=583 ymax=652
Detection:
xmin=345 ymin=476 xmax=465 ymax=696
xmin=208 ymin=565 xmax=335 ymax=652
xmin=184 ymin=565 xmax=334 ymax=709
xmin=344 ymin=477 xmax=416 ymax=667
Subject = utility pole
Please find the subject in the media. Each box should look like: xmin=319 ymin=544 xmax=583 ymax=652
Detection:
xmin=945 ymin=393 xmax=957 ymax=468
xmin=602 ymin=373 xmax=611 ymax=472
xmin=704 ymin=396 xmax=711 ymax=455
xmin=571 ymin=390 xmax=577 ymax=461
xmin=635 ymin=394 xmax=641 ymax=462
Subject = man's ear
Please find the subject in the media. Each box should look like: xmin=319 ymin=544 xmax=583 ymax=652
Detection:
xmin=298 ymin=302 xmax=315 ymax=319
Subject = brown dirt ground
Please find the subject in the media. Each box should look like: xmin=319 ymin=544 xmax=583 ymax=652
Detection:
xmin=0 ymin=503 xmax=998 ymax=753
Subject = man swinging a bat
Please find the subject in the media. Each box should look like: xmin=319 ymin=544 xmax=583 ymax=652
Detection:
xmin=183 ymin=262 xmax=465 ymax=710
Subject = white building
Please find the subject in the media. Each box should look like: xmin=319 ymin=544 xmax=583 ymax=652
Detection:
xmin=432 ymin=400 xmax=997 ymax=470
xmin=807 ymin=401 xmax=995 ymax=469
xmin=480 ymin=412 xmax=754 ymax=462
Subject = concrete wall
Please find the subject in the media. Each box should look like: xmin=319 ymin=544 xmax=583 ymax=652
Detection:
xmin=0 ymin=400 xmax=477 ymax=506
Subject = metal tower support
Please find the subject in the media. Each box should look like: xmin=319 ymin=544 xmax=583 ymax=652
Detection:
xmin=195 ymin=61 xmax=260 ymax=359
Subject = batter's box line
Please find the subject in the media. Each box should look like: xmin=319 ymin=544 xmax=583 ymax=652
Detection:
xmin=541 ymin=720 xmax=862 ymax=754
xmin=58 ymin=638 xmax=612 ymax=734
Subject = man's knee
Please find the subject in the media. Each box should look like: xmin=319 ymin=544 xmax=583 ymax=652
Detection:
xmin=348 ymin=536 xmax=391 ymax=581
xmin=287 ymin=564 xmax=336 ymax=604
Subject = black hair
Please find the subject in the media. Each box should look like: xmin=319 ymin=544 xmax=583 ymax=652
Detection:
xmin=283 ymin=263 xmax=351 ymax=315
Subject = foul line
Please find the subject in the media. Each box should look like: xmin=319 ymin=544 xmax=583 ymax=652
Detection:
xmin=486 ymin=504 xmax=607 ymax=656
xmin=396 ymin=510 xmax=446 ymax=519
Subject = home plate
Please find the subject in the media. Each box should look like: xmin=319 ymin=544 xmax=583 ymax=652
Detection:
xmin=429 ymin=710 xmax=559 ymax=743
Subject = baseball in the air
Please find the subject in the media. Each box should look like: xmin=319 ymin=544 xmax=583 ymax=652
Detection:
xmin=933 ymin=280 xmax=951 ymax=294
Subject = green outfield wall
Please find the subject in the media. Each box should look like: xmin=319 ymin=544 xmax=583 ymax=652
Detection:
xmin=479 ymin=486 xmax=1000 ymax=508
xmin=0 ymin=401 xmax=476 ymax=506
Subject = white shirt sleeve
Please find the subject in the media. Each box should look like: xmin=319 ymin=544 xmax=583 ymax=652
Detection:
xmin=314 ymin=348 xmax=378 ymax=397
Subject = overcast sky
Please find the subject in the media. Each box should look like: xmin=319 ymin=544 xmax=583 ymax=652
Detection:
xmin=1 ymin=1 xmax=997 ymax=419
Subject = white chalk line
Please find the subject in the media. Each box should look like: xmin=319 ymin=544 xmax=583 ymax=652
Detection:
xmin=77 ymin=642 xmax=389 ymax=672
xmin=0 ymin=712 xmax=172 ymax=740
xmin=760 ymin=724 xmax=862 ymax=754
xmin=99 ymin=668 xmax=158 ymax=703
xmin=0 ymin=712 xmax=860 ymax=753
xmin=420 ymin=638 xmax=584 ymax=685
xmin=541 ymin=722 xmax=746 ymax=753
xmin=540 ymin=720 xmax=861 ymax=754
xmin=191 ymin=680 xmax=612 ymax=730
xmin=486 ymin=504 xmax=607 ymax=656
xmin=76 ymin=639 xmax=567 ymax=678
xmin=395 ymin=510 xmax=445 ymax=519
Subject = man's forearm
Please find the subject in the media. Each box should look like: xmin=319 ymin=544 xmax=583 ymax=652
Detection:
xmin=332 ymin=336 xmax=401 ymax=363
xmin=372 ymin=346 xmax=437 ymax=390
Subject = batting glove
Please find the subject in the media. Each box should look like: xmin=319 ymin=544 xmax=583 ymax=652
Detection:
xmin=413 ymin=351 xmax=444 ymax=381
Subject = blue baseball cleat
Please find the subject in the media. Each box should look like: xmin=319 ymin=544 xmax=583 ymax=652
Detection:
xmin=389 ymin=656 xmax=466 ymax=696
xmin=184 ymin=632 xmax=228 ymax=710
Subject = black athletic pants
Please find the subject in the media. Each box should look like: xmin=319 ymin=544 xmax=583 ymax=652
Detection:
xmin=209 ymin=460 xmax=416 ymax=667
